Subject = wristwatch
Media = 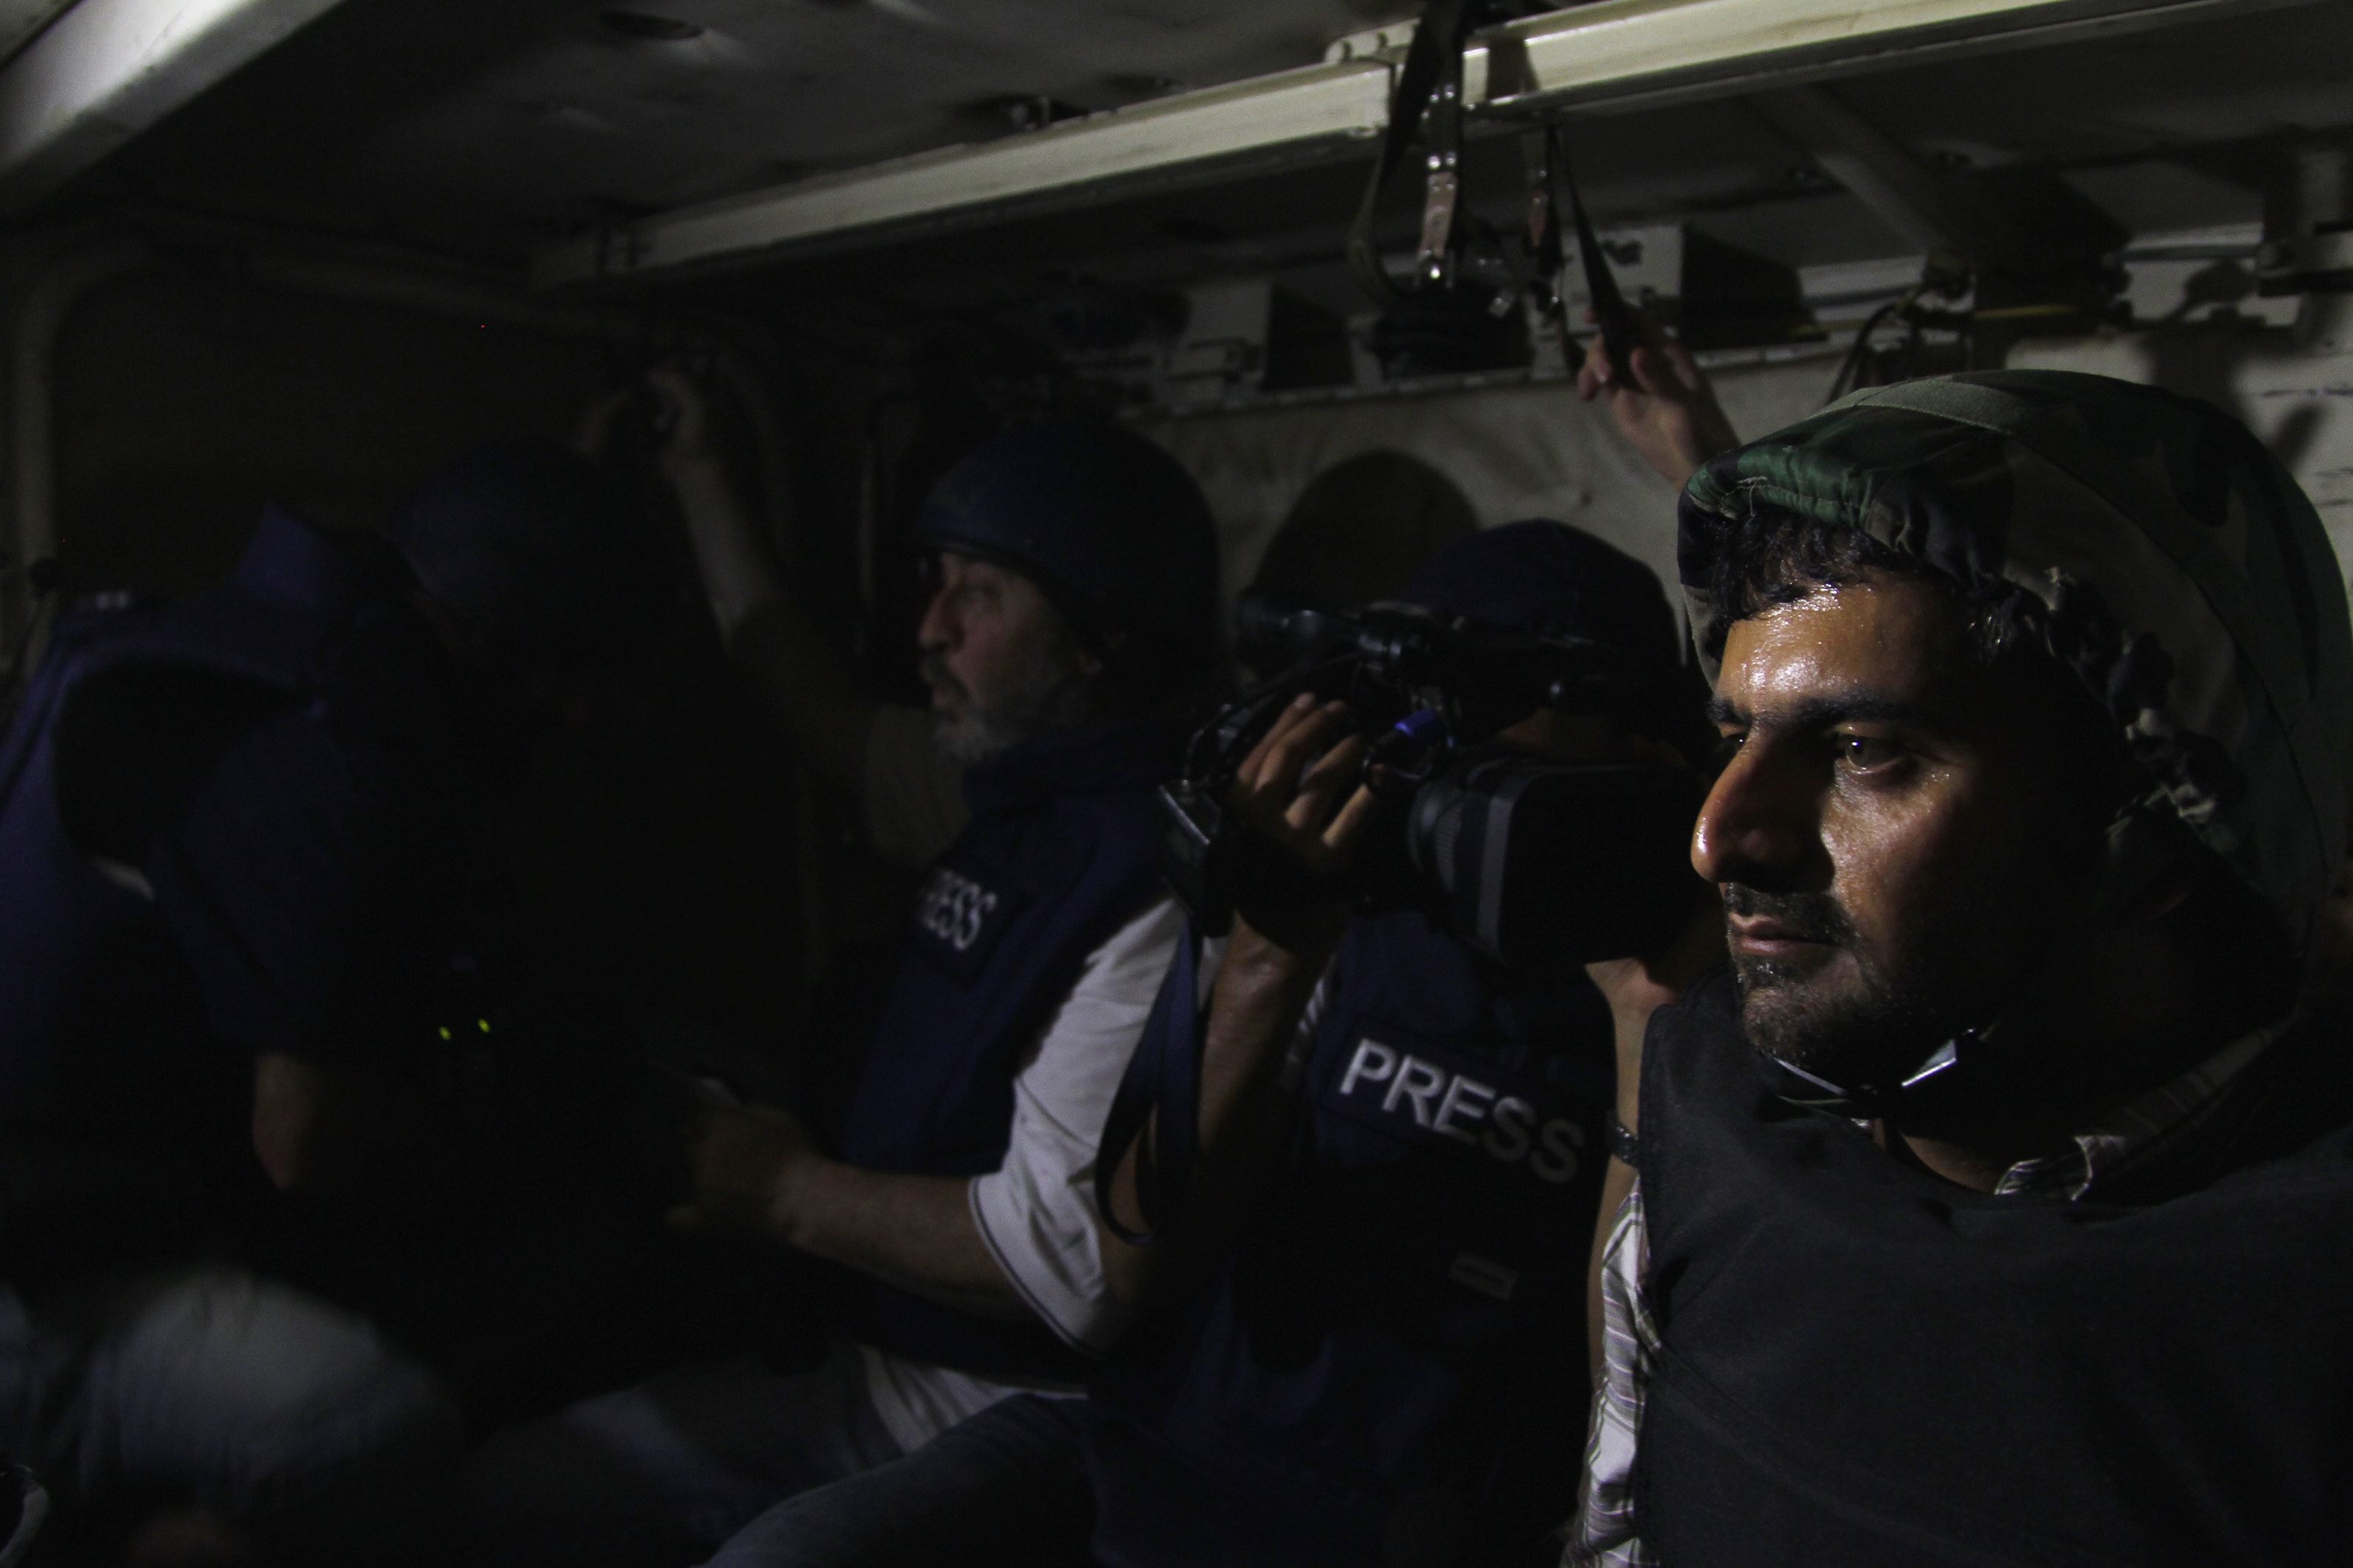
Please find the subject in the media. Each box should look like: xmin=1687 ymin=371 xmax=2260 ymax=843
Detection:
xmin=1605 ymin=1112 xmax=1640 ymax=1167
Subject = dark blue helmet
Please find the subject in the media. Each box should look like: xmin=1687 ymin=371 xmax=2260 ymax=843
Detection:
xmin=1404 ymin=519 xmax=1706 ymax=757
xmin=913 ymin=423 xmax=1220 ymax=704
xmin=388 ymin=440 xmax=657 ymax=653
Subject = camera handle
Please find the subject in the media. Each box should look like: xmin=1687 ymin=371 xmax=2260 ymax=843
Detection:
xmin=1094 ymin=926 xmax=1208 ymax=1246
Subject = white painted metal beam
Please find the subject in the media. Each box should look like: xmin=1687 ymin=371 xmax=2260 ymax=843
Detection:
xmin=535 ymin=0 xmax=2310 ymax=290
xmin=1478 ymin=0 xmax=2301 ymax=114
xmin=537 ymin=55 xmax=1399 ymax=290
xmin=1748 ymin=85 xmax=2031 ymax=267
xmin=0 ymin=0 xmax=351 ymax=212
xmin=0 ymin=1 xmax=76 ymax=67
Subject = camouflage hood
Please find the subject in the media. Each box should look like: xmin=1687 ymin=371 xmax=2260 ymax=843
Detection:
xmin=1679 ymin=369 xmax=2353 ymax=953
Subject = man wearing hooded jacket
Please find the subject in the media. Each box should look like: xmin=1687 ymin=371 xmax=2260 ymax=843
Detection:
xmin=1568 ymin=368 xmax=2353 ymax=1564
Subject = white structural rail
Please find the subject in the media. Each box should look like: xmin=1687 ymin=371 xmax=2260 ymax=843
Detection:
xmin=534 ymin=0 xmax=2311 ymax=289
xmin=0 ymin=0 xmax=349 ymax=211
xmin=538 ymin=55 xmax=1399 ymax=290
xmin=0 ymin=1 xmax=76 ymax=68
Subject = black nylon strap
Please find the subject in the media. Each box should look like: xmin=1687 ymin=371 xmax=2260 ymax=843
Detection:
xmin=1554 ymin=126 xmax=1637 ymax=380
xmin=1411 ymin=34 xmax=1467 ymax=291
xmin=1347 ymin=0 xmax=1477 ymax=307
xmin=1522 ymin=129 xmax=1563 ymax=319
xmin=1095 ymin=926 xmax=1207 ymax=1246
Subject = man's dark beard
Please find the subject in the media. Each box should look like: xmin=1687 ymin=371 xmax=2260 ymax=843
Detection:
xmin=922 ymin=637 xmax=1116 ymax=766
xmin=1726 ymin=881 xmax=2010 ymax=1090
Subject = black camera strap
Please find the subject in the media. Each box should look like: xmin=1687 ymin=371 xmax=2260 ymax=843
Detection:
xmin=1347 ymin=0 xmax=1477 ymax=307
xmin=1095 ymin=925 xmax=1208 ymax=1246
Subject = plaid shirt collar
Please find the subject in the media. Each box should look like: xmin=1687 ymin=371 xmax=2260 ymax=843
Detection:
xmin=1991 ymin=1016 xmax=2295 ymax=1200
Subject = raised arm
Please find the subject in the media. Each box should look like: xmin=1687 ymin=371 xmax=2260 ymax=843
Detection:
xmin=649 ymin=368 xmax=879 ymax=798
xmin=1098 ymin=696 xmax=1377 ymax=1309
xmin=1577 ymin=316 xmax=1740 ymax=491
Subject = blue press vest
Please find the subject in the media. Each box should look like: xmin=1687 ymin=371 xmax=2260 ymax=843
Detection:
xmin=0 ymin=510 xmax=382 ymax=1100
xmin=1089 ymin=910 xmax=1614 ymax=1565
xmin=838 ymin=719 xmax=1178 ymax=1381
xmin=0 ymin=509 xmax=446 ymax=1272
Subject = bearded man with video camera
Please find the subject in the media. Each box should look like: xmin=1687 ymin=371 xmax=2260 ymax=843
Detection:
xmin=1569 ymin=369 xmax=2353 ymax=1565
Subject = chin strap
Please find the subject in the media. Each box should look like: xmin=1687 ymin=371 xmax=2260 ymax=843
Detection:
xmin=1756 ymin=796 xmax=2200 ymax=1119
xmin=1753 ymin=1033 xmax=1973 ymax=1120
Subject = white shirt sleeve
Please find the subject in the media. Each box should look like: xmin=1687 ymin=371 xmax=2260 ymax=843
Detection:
xmin=966 ymin=894 xmax=1193 ymax=1356
xmin=862 ymin=704 xmax=971 ymax=870
xmin=1565 ymin=1177 xmax=1657 ymax=1567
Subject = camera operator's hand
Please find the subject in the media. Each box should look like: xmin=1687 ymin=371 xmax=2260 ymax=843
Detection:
xmin=1225 ymin=695 xmax=1380 ymax=961
xmin=669 ymin=1100 xmax=821 ymax=1236
xmin=1577 ymin=310 xmax=1738 ymax=490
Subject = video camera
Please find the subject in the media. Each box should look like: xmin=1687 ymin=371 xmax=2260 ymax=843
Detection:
xmin=1161 ymin=595 xmax=1703 ymax=969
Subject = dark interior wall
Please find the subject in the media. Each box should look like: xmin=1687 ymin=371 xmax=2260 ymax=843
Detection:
xmin=54 ymin=268 xmax=613 ymax=598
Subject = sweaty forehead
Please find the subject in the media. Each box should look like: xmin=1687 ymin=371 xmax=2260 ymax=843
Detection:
xmin=1715 ymin=577 xmax=1971 ymax=720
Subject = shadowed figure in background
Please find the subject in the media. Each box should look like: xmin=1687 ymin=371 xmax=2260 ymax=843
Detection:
xmin=1247 ymin=451 xmax=1478 ymax=638
xmin=0 ymin=441 xmax=663 ymax=1566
